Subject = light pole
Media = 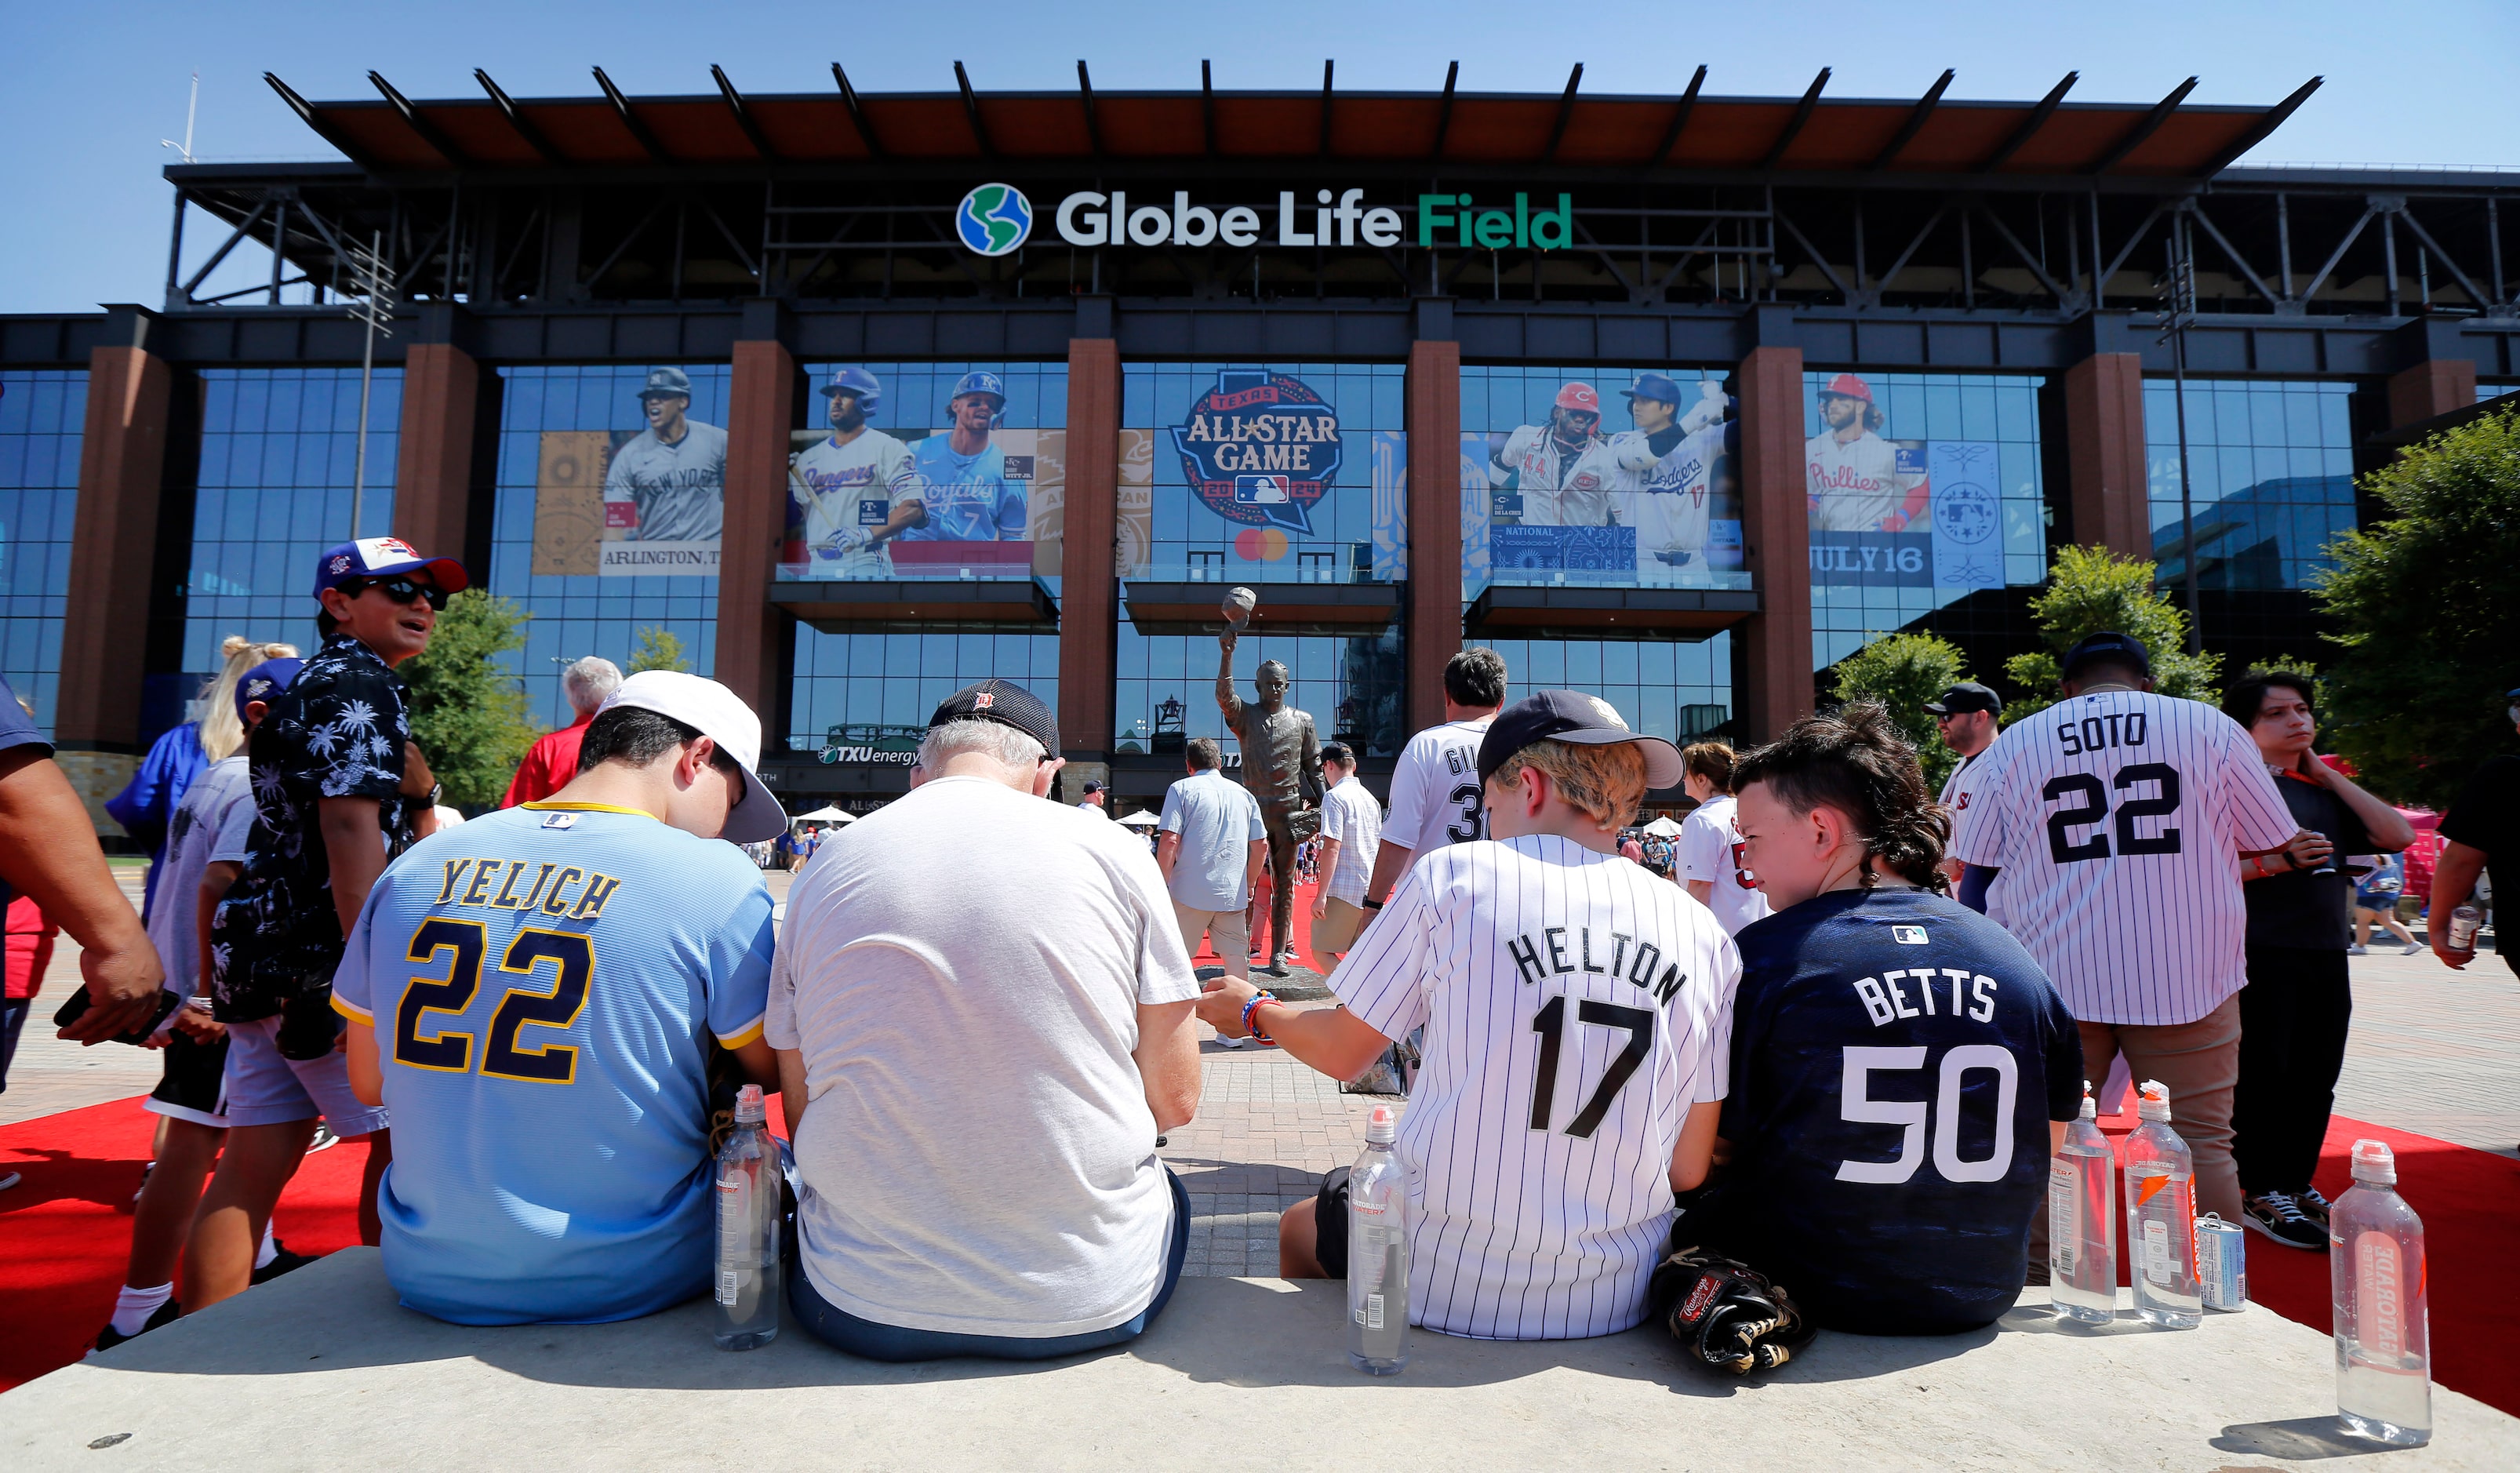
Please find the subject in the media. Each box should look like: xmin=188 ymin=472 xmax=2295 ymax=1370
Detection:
xmin=2160 ymin=219 xmax=2202 ymax=655
xmin=346 ymin=231 xmax=398 ymax=540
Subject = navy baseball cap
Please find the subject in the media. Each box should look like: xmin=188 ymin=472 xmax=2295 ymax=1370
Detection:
xmin=1924 ymin=682 xmax=2002 ymax=716
xmin=928 ymin=678 xmax=1059 ymax=757
xmin=1478 ymin=689 xmax=1686 ymax=790
xmin=1082 ymin=779 xmax=1107 ymax=795
xmin=234 ymin=657 xmax=303 ymax=722
xmin=1622 ymin=373 xmax=1685 ymax=406
xmin=638 ymin=366 xmax=692 ymax=399
xmin=2060 ymin=631 xmax=2151 ymax=682
xmin=312 ymin=537 xmax=470 ymax=598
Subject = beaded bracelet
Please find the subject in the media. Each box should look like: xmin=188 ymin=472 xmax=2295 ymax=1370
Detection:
xmin=1241 ymin=990 xmax=1280 ymax=1046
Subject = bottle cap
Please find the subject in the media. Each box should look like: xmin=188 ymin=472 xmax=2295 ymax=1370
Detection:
xmin=1365 ymin=1104 xmax=1398 ymax=1144
xmin=735 ymin=1083 xmax=765 ymax=1125
xmin=2078 ymin=1095 xmax=2098 ymax=1121
xmin=2351 ymin=1137 xmax=2397 ymax=1185
xmin=2136 ymin=1080 xmax=2173 ymax=1122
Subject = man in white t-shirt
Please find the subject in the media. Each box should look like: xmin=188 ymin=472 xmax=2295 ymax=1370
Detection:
xmin=769 ymin=679 xmax=1203 ymax=1361
xmin=1365 ymin=649 xmax=1508 ymax=917
xmin=1676 ymin=740 xmax=1770 ymax=937
xmin=1307 ymin=743 xmax=1380 ymax=968
xmin=1200 ymin=690 xmax=1738 ymax=1340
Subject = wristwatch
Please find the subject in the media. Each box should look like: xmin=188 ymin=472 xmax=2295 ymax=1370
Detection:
xmin=425 ymin=781 xmax=442 ymax=807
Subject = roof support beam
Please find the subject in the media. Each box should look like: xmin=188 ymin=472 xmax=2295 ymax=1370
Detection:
xmin=1760 ymin=68 xmax=1831 ymax=171
xmin=830 ymin=64 xmax=885 ymax=159
xmin=1649 ymin=65 xmax=1707 ymax=167
xmin=711 ymin=65 xmax=780 ymax=162
xmin=2184 ymin=202 xmax=2282 ymax=307
xmin=593 ymin=67 xmax=670 ymax=162
xmin=1430 ymin=60 xmax=1458 ymax=162
xmin=2296 ymin=204 xmax=2375 ymax=305
xmin=1868 ymin=69 xmax=1954 ymax=173
xmin=2197 ymin=76 xmax=2323 ymax=176
xmin=1976 ymin=71 xmax=2076 ymax=173
xmin=1076 ymin=60 xmax=1104 ymax=158
xmin=1971 ymin=200 xmax=2070 ymax=301
xmin=1200 ymin=60 xmax=1217 ymax=157
xmin=1541 ymin=64 xmax=1584 ymax=163
xmin=474 ymin=69 xmax=561 ymax=165
xmin=2085 ymin=76 xmax=2195 ymax=176
xmin=954 ymin=61 xmax=996 ymax=158
xmin=368 ymin=71 xmax=473 ymax=169
xmin=263 ymin=73 xmax=381 ymax=171
xmin=2389 ymin=203 xmax=2493 ymax=311
xmin=1771 ymin=205 xmax=1852 ymax=301
xmin=1318 ymin=60 xmax=1335 ymax=156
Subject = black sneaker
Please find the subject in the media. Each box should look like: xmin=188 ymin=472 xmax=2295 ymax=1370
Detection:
xmin=305 ymin=1124 xmax=340 ymax=1154
xmin=88 ymin=1299 xmax=181 ymax=1356
xmin=2243 ymin=1191 xmax=2327 ymax=1250
xmin=2296 ymin=1187 xmax=2334 ymax=1234
xmin=251 ymin=1242 xmax=320 ymax=1285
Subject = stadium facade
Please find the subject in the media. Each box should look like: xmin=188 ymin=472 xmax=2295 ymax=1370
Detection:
xmin=4 ymin=64 xmax=2517 ymax=824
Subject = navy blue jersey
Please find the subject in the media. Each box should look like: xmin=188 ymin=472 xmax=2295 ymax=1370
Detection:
xmin=1711 ymin=888 xmax=2082 ymax=1334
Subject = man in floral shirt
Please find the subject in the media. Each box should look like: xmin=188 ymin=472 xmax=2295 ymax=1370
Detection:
xmin=189 ymin=537 xmax=465 ymax=1315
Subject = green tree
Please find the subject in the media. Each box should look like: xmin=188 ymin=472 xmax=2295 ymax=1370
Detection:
xmin=402 ymin=590 xmax=538 ymax=809
xmin=2317 ymin=404 xmax=2520 ymax=809
xmin=1829 ymin=631 xmax=1973 ymax=790
xmin=627 ymin=626 xmax=692 ymax=675
xmin=2002 ymin=544 xmax=2222 ymax=721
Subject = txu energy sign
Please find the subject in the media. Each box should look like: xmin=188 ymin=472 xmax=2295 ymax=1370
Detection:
xmin=956 ymin=184 xmax=1576 ymax=254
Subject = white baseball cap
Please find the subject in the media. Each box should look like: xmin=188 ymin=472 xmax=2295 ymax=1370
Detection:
xmin=596 ymin=671 xmax=788 ymax=844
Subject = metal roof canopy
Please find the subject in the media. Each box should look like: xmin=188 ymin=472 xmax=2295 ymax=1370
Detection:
xmin=264 ymin=64 xmax=2316 ymax=183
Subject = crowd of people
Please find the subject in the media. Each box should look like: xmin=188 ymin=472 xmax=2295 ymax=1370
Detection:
xmin=0 ymin=531 xmax=2511 ymax=1367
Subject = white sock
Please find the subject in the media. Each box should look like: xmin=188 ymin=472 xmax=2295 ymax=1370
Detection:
xmin=254 ymin=1220 xmax=278 ymax=1270
xmin=111 ymin=1283 xmax=173 ymax=1336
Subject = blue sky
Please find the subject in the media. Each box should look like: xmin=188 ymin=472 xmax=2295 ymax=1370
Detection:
xmin=4 ymin=1 xmax=2515 ymax=313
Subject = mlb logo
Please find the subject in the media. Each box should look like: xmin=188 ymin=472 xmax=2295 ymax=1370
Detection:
xmin=856 ymin=499 xmax=889 ymax=527
xmin=1234 ymin=475 xmax=1293 ymax=505
xmin=1892 ymin=925 xmax=1929 ymax=945
xmin=329 ymin=555 xmax=352 ymax=574
xmin=540 ymin=813 xmax=578 ymax=830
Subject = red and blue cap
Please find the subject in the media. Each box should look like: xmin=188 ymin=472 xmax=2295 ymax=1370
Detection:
xmin=312 ymin=537 xmax=470 ymax=599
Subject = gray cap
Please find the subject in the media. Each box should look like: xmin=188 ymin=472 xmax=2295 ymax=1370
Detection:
xmin=639 ymin=366 xmax=693 ymax=399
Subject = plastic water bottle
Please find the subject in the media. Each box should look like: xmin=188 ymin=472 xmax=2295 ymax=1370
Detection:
xmin=711 ymin=1084 xmax=781 ymax=1351
xmin=2122 ymin=1080 xmax=2201 ymax=1329
xmin=2049 ymin=1080 xmax=2117 ymax=1325
xmin=1346 ymin=1103 xmax=1409 ymax=1376
xmin=2332 ymin=1139 xmax=2431 ymax=1446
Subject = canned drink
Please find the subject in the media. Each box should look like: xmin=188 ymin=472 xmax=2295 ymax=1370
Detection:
xmin=2195 ymin=1213 xmax=2247 ymax=1311
xmin=2447 ymin=903 xmax=2483 ymax=953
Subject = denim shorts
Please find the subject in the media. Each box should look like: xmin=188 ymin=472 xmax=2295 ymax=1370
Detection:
xmin=220 ymin=1015 xmax=389 ymax=1134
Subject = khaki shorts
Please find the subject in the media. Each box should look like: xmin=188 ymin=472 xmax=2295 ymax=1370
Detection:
xmin=1311 ymin=897 xmax=1368 ymax=957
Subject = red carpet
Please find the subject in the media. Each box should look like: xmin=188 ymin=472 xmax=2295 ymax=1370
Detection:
xmin=1191 ymin=877 xmax=1330 ymax=972
xmin=0 ymin=1096 xmax=375 ymax=1392
xmin=2093 ymin=1107 xmax=2520 ymax=1416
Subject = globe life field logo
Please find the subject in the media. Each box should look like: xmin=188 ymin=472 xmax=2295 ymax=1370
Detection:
xmin=956 ymin=184 xmax=1034 ymax=257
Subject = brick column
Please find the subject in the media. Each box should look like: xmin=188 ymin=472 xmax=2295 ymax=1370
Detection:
xmin=1405 ymin=339 xmax=1463 ymax=733
xmin=1735 ymin=346 xmax=1813 ymax=743
xmin=2062 ymin=353 xmax=2151 ymax=558
xmin=1059 ymin=339 xmax=1120 ymax=757
xmin=55 ymin=331 xmax=176 ymax=828
xmin=717 ymin=337 xmax=796 ymax=735
xmin=392 ymin=341 xmax=478 ymax=564
xmin=2387 ymin=358 xmax=2478 ymax=428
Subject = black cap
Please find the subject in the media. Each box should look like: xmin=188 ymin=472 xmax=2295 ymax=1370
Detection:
xmin=1477 ymin=689 xmax=1686 ymax=789
xmin=927 ymin=678 xmax=1059 ymax=755
xmin=1923 ymin=681 xmax=2001 ymax=716
xmin=1082 ymin=780 xmax=1106 ymax=794
xmin=1320 ymin=741 xmax=1355 ymax=766
xmin=2059 ymin=631 xmax=2152 ymax=683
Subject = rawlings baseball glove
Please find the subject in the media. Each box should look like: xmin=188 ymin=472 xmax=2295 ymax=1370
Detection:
xmin=1649 ymin=1245 xmax=1816 ymax=1376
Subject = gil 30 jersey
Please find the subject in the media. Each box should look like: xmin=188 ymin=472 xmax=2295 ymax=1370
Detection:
xmin=1382 ymin=717 xmax=1496 ymax=862
xmin=792 ymin=428 xmax=922 ymax=576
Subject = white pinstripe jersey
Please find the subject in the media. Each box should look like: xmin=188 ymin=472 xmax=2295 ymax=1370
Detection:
xmin=1948 ymin=689 xmax=2296 ymax=1027
xmin=1336 ymin=835 xmax=1739 ymax=1340
xmin=1381 ymin=717 xmax=1495 ymax=862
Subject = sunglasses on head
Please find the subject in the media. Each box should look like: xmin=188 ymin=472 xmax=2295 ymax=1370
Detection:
xmin=346 ymin=576 xmax=447 ymax=610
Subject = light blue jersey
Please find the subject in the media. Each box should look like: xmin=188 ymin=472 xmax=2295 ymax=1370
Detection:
xmin=900 ymin=435 xmax=1024 ymax=542
xmin=331 ymin=802 xmax=775 ymax=1326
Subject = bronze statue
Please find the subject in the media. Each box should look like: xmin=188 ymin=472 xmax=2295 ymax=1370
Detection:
xmin=1216 ymin=616 xmax=1322 ymax=977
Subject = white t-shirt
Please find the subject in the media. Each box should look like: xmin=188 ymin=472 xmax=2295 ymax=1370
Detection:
xmin=1384 ymin=716 xmax=1496 ymax=863
xmin=1336 ymin=835 xmax=1739 ymax=1340
xmin=1949 ymin=690 xmax=2296 ymax=1026
xmin=145 ymin=755 xmax=256 ymax=1006
xmin=1805 ymin=428 xmax=1904 ymax=532
xmin=766 ymin=775 xmax=1202 ymax=1337
xmin=1675 ymin=795 xmax=1771 ymax=937
xmin=1318 ymin=774 xmax=1382 ymax=907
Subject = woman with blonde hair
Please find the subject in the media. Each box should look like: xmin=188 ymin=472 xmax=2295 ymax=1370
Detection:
xmin=106 ymin=636 xmax=299 ymax=920
xmin=198 ymin=637 xmax=300 ymax=762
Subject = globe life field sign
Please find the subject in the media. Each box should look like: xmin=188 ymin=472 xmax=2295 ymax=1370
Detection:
xmin=952 ymin=185 xmax=1575 ymax=253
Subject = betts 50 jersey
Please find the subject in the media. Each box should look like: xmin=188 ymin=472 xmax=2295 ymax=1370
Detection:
xmin=792 ymin=428 xmax=922 ymax=574
xmin=1492 ymin=424 xmax=1612 ymax=527
xmin=898 ymin=436 xmax=1023 ymax=543
xmin=1336 ymin=834 xmax=1739 ymax=1340
xmin=1949 ymin=689 xmax=2296 ymax=1026
xmin=1805 ymin=428 xmax=1903 ymax=533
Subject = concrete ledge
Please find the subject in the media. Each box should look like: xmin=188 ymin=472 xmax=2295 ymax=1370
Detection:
xmin=7 ymin=1249 xmax=2515 ymax=1471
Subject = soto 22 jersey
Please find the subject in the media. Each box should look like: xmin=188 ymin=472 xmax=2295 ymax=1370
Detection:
xmin=1335 ymin=834 xmax=1740 ymax=1340
xmin=791 ymin=428 xmax=922 ymax=574
xmin=1949 ymin=689 xmax=2296 ymax=1026
xmin=1383 ymin=717 xmax=1496 ymax=862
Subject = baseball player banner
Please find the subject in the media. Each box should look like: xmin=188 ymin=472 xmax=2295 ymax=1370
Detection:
xmin=1804 ymin=372 xmax=2005 ymax=592
xmin=781 ymin=368 xmax=1049 ymax=580
xmin=530 ymin=366 xmax=725 ymax=577
xmin=1169 ymin=369 xmax=1342 ymax=536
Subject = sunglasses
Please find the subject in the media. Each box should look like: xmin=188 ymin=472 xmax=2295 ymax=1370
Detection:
xmin=345 ymin=576 xmax=448 ymax=611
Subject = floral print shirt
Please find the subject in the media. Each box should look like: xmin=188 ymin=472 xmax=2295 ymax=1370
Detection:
xmin=209 ymin=635 xmax=414 ymax=1020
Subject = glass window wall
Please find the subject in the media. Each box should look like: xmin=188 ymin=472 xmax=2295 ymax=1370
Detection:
xmin=0 ymin=369 xmax=85 ymax=733
xmin=2143 ymin=379 xmax=2355 ymax=592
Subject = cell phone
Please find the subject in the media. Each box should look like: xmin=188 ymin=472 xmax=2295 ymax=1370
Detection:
xmin=51 ymin=987 xmax=184 ymax=1046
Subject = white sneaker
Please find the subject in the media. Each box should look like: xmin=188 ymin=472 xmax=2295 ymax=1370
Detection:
xmin=1216 ymin=1034 xmax=1251 ymax=1049
xmin=2345 ymin=944 xmax=2369 ymax=955
xmin=2402 ymin=941 xmax=2427 ymax=955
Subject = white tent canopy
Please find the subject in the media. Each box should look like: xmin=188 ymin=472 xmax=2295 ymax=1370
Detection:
xmin=1642 ymin=815 xmax=1685 ymax=838
xmin=1116 ymin=810 xmax=1161 ymax=827
xmin=794 ymin=806 xmax=856 ymax=824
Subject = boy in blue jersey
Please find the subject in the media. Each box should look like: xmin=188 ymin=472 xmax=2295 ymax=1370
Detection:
xmin=897 ymin=373 xmax=1026 ymax=543
xmin=335 ymin=672 xmax=788 ymax=1326
xmin=1703 ymin=704 xmax=2082 ymax=1335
